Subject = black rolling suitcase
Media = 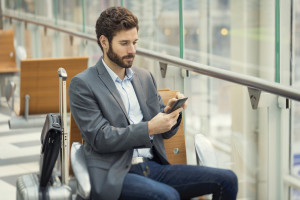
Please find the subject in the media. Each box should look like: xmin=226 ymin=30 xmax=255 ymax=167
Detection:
xmin=16 ymin=68 xmax=71 ymax=200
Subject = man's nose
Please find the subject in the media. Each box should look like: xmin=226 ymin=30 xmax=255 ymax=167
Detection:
xmin=128 ymin=44 xmax=136 ymax=54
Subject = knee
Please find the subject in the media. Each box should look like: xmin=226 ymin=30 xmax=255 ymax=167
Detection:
xmin=223 ymin=170 xmax=238 ymax=196
xmin=153 ymin=187 xmax=180 ymax=200
xmin=229 ymin=170 xmax=238 ymax=190
xmin=168 ymin=188 xmax=180 ymax=200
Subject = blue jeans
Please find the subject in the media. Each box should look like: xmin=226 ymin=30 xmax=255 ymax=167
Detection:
xmin=119 ymin=160 xmax=238 ymax=200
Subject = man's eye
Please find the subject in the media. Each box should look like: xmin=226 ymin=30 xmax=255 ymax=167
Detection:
xmin=121 ymin=42 xmax=127 ymax=46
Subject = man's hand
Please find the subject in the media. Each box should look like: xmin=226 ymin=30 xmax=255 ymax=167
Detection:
xmin=148 ymin=107 xmax=183 ymax=135
xmin=164 ymin=92 xmax=188 ymax=113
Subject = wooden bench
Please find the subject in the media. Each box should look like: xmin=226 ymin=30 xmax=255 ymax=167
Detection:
xmin=69 ymin=89 xmax=187 ymax=174
xmin=19 ymin=57 xmax=89 ymax=115
xmin=8 ymin=57 xmax=89 ymax=129
xmin=0 ymin=29 xmax=19 ymax=73
xmin=0 ymin=29 xmax=19 ymax=101
xmin=157 ymin=89 xmax=187 ymax=164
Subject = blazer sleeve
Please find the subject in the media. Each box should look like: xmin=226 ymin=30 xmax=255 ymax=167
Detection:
xmin=69 ymin=76 xmax=152 ymax=154
xmin=149 ymin=72 xmax=182 ymax=139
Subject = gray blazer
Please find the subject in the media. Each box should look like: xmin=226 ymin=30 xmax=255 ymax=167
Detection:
xmin=69 ymin=59 xmax=181 ymax=200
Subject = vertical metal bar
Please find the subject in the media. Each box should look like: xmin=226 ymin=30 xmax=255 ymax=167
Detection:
xmin=0 ymin=0 xmax=3 ymax=29
xmin=275 ymin=0 xmax=280 ymax=83
xmin=275 ymin=2 xmax=282 ymax=197
xmin=179 ymin=0 xmax=184 ymax=59
xmin=58 ymin=68 xmax=69 ymax=185
xmin=81 ymin=0 xmax=85 ymax=33
xmin=274 ymin=2 xmax=284 ymax=198
xmin=54 ymin=0 xmax=58 ymax=25
xmin=24 ymin=94 xmax=30 ymax=120
xmin=17 ymin=0 xmax=21 ymax=13
xmin=288 ymin=1 xmax=294 ymax=199
xmin=120 ymin=0 xmax=124 ymax=7
xmin=34 ymin=0 xmax=37 ymax=16
xmin=290 ymin=0 xmax=294 ymax=87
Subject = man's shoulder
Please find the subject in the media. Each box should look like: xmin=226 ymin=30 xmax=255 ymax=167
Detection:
xmin=74 ymin=65 xmax=98 ymax=81
xmin=131 ymin=66 xmax=151 ymax=77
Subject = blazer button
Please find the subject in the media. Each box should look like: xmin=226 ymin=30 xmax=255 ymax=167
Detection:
xmin=126 ymin=164 xmax=129 ymax=169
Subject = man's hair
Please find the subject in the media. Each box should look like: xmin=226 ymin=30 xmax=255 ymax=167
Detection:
xmin=95 ymin=7 xmax=139 ymax=51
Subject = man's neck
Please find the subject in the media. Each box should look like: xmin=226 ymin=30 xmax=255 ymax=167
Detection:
xmin=103 ymin=56 xmax=126 ymax=80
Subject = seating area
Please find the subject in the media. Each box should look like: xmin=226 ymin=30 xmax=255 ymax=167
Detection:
xmin=8 ymin=57 xmax=89 ymax=129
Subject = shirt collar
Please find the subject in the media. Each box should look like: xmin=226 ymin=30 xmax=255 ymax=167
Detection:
xmin=102 ymin=58 xmax=134 ymax=83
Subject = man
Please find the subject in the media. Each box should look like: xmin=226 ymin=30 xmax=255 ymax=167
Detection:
xmin=69 ymin=6 xmax=238 ymax=200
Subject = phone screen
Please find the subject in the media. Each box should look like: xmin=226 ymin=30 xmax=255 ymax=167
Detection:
xmin=167 ymin=97 xmax=188 ymax=114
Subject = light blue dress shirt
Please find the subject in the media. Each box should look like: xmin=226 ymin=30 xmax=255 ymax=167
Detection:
xmin=102 ymin=59 xmax=153 ymax=159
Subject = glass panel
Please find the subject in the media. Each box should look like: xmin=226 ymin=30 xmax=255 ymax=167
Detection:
xmin=291 ymin=187 xmax=300 ymax=200
xmin=35 ymin=0 xmax=49 ymax=17
xmin=17 ymin=0 xmax=35 ymax=14
xmin=84 ymin=40 xmax=102 ymax=66
xmin=123 ymin=0 xmax=180 ymax=57
xmin=54 ymin=0 xmax=83 ymax=31
xmin=4 ymin=0 xmax=18 ymax=10
xmin=184 ymin=0 xmax=275 ymax=79
xmin=62 ymin=34 xmax=82 ymax=57
xmin=184 ymin=0 xmax=230 ymax=66
xmin=40 ymin=28 xmax=53 ymax=58
xmin=24 ymin=27 xmax=33 ymax=58
xmin=85 ymin=0 xmax=121 ymax=35
xmin=291 ymin=0 xmax=300 ymax=183
xmin=183 ymin=1 xmax=277 ymax=199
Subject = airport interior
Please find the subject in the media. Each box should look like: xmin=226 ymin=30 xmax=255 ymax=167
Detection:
xmin=1 ymin=0 xmax=300 ymax=199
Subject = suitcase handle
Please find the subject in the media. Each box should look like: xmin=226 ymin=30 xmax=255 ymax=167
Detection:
xmin=57 ymin=67 xmax=69 ymax=185
xmin=58 ymin=68 xmax=67 ymax=81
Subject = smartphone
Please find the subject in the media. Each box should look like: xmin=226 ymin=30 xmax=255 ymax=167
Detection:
xmin=166 ymin=97 xmax=188 ymax=114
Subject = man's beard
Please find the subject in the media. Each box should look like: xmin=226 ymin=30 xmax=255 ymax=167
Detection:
xmin=107 ymin=44 xmax=135 ymax=69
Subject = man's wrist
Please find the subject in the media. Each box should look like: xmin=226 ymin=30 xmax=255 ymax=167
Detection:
xmin=148 ymin=121 xmax=153 ymax=135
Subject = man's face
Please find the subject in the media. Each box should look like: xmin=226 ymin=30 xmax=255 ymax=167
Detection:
xmin=106 ymin=28 xmax=138 ymax=69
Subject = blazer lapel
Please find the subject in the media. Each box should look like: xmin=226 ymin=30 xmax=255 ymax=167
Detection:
xmin=95 ymin=59 xmax=130 ymax=122
xmin=131 ymin=74 xmax=151 ymax=121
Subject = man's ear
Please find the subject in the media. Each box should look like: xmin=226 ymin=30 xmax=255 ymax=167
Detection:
xmin=99 ymin=35 xmax=109 ymax=50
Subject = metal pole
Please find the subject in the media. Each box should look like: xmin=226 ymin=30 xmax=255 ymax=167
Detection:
xmin=0 ymin=0 xmax=3 ymax=30
xmin=137 ymin=48 xmax=300 ymax=102
xmin=58 ymin=68 xmax=69 ymax=185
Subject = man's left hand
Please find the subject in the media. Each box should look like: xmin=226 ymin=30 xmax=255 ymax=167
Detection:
xmin=164 ymin=92 xmax=188 ymax=113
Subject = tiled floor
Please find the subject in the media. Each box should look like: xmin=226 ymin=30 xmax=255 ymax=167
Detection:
xmin=0 ymin=102 xmax=41 ymax=200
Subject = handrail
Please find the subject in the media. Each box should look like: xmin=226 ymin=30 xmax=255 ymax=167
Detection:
xmin=2 ymin=13 xmax=95 ymax=41
xmin=2 ymin=12 xmax=300 ymax=101
xmin=137 ymin=48 xmax=300 ymax=101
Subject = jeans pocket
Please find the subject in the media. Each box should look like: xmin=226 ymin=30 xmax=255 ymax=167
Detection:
xmin=129 ymin=162 xmax=151 ymax=177
xmin=141 ymin=162 xmax=150 ymax=177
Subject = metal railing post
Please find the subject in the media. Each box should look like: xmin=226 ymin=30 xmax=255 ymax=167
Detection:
xmin=0 ymin=0 xmax=3 ymax=29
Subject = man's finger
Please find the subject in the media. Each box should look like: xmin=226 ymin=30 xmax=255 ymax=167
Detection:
xmin=176 ymin=92 xmax=185 ymax=99
xmin=169 ymin=107 xmax=183 ymax=116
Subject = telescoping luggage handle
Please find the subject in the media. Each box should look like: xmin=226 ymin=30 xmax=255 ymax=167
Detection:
xmin=58 ymin=68 xmax=69 ymax=185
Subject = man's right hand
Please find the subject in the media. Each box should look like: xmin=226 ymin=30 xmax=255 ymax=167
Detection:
xmin=148 ymin=107 xmax=183 ymax=135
